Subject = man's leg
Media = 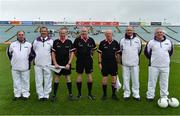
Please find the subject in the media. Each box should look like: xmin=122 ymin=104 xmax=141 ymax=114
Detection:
xmin=11 ymin=70 xmax=21 ymax=100
xmin=159 ymin=67 xmax=169 ymax=99
xmin=102 ymin=76 xmax=108 ymax=100
xmin=131 ymin=66 xmax=140 ymax=100
xmin=122 ymin=66 xmax=131 ymax=98
xmin=21 ymin=70 xmax=30 ymax=99
xmin=76 ymin=73 xmax=82 ymax=98
xmin=87 ymin=73 xmax=95 ymax=100
xmin=146 ymin=66 xmax=159 ymax=100
xmin=53 ymin=74 xmax=60 ymax=97
xmin=44 ymin=67 xmax=52 ymax=99
xmin=111 ymin=76 xmax=118 ymax=100
xmin=65 ymin=75 xmax=73 ymax=97
xmin=76 ymin=60 xmax=83 ymax=98
xmin=34 ymin=66 xmax=44 ymax=99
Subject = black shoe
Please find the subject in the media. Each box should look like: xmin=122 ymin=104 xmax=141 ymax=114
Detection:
xmin=12 ymin=97 xmax=20 ymax=101
xmin=112 ymin=94 xmax=119 ymax=100
xmin=68 ymin=94 xmax=74 ymax=100
xmin=88 ymin=95 xmax=95 ymax=100
xmin=43 ymin=98 xmax=48 ymax=101
xmin=39 ymin=98 xmax=44 ymax=101
xmin=50 ymin=95 xmax=57 ymax=102
xmin=77 ymin=95 xmax=81 ymax=100
xmin=22 ymin=97 xmax=29 ymax=101
xmin=133 ymin=97 xmax=141 ymax=101
xmin=101 ymin=95 xmax=107 ymax=100
xmin=123 ymin=97 xmax=130 ymax=101
xmin=146 ymin=98 xmax=154 ymax=102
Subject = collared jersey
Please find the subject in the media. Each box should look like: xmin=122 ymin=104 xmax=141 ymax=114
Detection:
xmin=33 ymin=36 xmax=53 ymax=66
xmin=98 ymin=39 xmax=120 ymax=62
xmin=144 ymin=37 xmax=173 ymax=68
xmin=120 ymin=36 xmax=142 ymax=66
xmin=52 ymin=39 xmax=73 ymax=65
xmin=73 ymin=37 xmax=96 ymax=60
xmin=8 ymin=41 xmax=32 ymax=71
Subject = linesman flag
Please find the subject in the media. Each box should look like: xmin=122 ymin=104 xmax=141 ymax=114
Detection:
xmin=48 ymin=65 xmax=65 ymax=73
xmin=115 ymin=75 xmax=122 ymax=92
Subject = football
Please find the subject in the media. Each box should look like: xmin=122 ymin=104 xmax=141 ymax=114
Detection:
xmin=168 ymin=98 xmax=179 ymax=108
xmin=157 ymin=98 xmax=169 ymax=108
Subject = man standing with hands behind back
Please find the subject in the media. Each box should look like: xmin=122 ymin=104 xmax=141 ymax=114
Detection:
xmin=119 ymin=26 xmax=142 ymax=101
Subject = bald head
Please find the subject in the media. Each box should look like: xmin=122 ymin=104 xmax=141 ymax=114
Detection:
xmin=81 ymin=27 xmax=88 ymax=38
xmin=105 ymin=29 xmax=113 ymax=41
xmin=81 ymin=27 xmax=88 ymax=32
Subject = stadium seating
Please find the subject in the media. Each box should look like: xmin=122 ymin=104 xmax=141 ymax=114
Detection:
xmin=0 ymin=25 xmax=180 ymax=44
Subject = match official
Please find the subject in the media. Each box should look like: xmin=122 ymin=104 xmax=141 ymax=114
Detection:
xmin=51 ymin=29 xmax=74 ymax=101
xmin=144 ymin=28 xmax=173 ymax=101
xmin=33 ymin=27 xmax=53 ymax=101
xmin=72 ymin=27 xmax=96 ymax=100
xmin=7 ymin=31 xmax=34 ymax=101
xmin=119 ymin=26 xmax=142 ymax=101
xmin=98 ymin=30 xmax=120 ymax=100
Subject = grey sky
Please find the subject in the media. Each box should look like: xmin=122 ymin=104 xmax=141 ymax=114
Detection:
xmin=0 ymin=0 xmax=180 ymax=24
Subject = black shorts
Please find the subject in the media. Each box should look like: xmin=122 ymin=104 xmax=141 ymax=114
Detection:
xmin=101 ymin=61 xmax=118 ymax=76
xmin=54 ymin=65 xmax=71 ymax=76
xmin=76 ymin=58 xmax=93 ymax=74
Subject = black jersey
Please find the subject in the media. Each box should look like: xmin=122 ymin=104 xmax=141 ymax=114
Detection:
xmin=73 ymin=37 xmax=96 ymax=60
xmin=98 ymin=39 xmax=120 ymax=62
xmin=52 ymin=39 xmax=73 ymax=65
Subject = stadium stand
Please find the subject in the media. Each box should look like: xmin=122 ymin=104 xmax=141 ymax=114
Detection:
xmin=0 ymin=24 xmax=180 ymax=44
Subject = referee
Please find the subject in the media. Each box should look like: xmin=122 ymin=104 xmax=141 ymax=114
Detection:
xmin=98 ymin=30 xmax=120 ymax=100
xmin=72 ymin=27 xmax=96 ymax=100
xmin=51 ymin=29 xmax=74 ymax=101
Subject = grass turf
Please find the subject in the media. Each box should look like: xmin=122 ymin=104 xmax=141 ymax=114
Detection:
xmin=0 ymin=44 xmax=180 ymax=115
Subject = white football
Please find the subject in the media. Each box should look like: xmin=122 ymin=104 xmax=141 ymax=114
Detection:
xmin=168 ymin=98 xmax=179 ymax=108
xmin=157 ymin=98 xmax=168 ymax=108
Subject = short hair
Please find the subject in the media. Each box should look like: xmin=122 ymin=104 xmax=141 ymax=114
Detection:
xmin=126 ymin=26 xmax=134 ymax=31
xmin=40 ymin=26 xmax=48 ymax=32
xmin=16 ymin=30 xmax=25 ymax=35
xmin=155 ymin=28 xmax=166 ymax=34
xmin=105 ymin=29 xmax=112 ymax=34
xmin=59 ymin=28 xmax=67 ymax=33
xmin=80 ymin=27 xmax=88 ymax=32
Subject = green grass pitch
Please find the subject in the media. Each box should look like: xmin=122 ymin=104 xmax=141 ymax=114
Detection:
xmin=0 ymin=44 xmax=180 ymax=115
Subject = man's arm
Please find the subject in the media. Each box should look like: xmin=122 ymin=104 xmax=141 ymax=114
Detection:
xmin=7 ymin=45 xmax=12 ymax=60
xmin=51 ymin=51 xmax=60 ymax=69
xmin=98 ymin=52 xmax=102 ymax=70
xmin=65 ymin=51 xmax=74 ymax=70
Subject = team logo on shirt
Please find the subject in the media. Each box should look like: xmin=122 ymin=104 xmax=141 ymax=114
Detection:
xmin=47 ymin=42 xmax=52 ymax=46
xmin=103 ymin=46 xmax=108 ymax=49
xmin=87 ymin=43 xmax=93 ymax=48
xmin=65 ymin=45 xmax=70 ymax=48
xmin=78 ymin=42 xmax=83 ymax=47
xmin=103 ymin=44 xmax=108 ymax=49
xmin=135 ymin=41 xmax=139 ymax=43
xmin=113 ymin=47 xmax=117 ymax=50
